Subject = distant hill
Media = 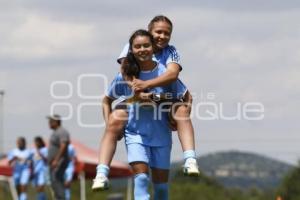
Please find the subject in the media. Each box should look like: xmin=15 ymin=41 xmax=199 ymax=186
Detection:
xmin=171 ymin=150 xmax=294 ymax=189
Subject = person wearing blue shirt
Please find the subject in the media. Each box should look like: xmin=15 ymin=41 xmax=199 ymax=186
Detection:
xmin=94 ymin=29 xmax=187 ymax=200
xmin=64 ymin=144 xmax=76 ymax=200
xmin=32 ymin=136 xmax=48 ymax=200
xmin=93 ymin=16 xmax=199 ymax=193
xmin=7 ymin=137 xmax=33 ymax=200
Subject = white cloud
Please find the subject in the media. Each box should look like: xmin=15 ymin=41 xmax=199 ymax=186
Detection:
xmin=0 ymin=14 xmax=96 ymax=59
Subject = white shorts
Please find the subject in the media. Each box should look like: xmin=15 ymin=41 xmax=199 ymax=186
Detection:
xmin=13 ymin=168 xmax=30 ymax=186
xmin=33 ymin=170 xmax=46 ymax=186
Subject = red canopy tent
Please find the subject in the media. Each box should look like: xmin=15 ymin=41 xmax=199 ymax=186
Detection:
xmin=71 ymin=139 xmax=132 ymax=179
xmin=0 ymin=157 xmax=11 ymax=176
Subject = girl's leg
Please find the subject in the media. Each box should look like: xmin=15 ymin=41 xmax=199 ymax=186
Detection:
xmin=172 ymin=104 xmax=200 ymax=176
xmin=151 ymin=168 xmax=169 ymax=200
xmin=92 ymin=109 xmax=128 ymax=191
xmin=19 ymin=185 xmax=27 ymax=200
xmin=36 ymin=172 xmax=46 ymax=200
xmin=64 ymin=182 xmax=71 ymax=200
xmin=36 ymin=185 xmax=46 ymax=200
xmin=99 ymin=109 xmax=128 ymax=166
xmin=127 ymin=143 xmax=151 ymax=199
xmin=173 ymin=103 xmax=195 ymax=152
xmin=64 ymin=166 xmax=73 ymax=199
xmin=131 ymin=162 xmax=150 ymax=200
xmin=65 ymin=187 xmax=70 ymax=200
xmin=150 ymin=145 xmax=171 ymax=200
xmin=19 ymin=169 xmax=30 ymax=200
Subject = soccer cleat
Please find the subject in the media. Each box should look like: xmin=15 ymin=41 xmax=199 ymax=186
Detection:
xmin=92 ymin=174 xmax=109 ymax=191
xmin=183 ymin=158 xmax=200 ymax=176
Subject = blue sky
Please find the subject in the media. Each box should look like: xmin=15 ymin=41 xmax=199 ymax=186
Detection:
xmin=0 ymin=0 xmax=299 ymax=164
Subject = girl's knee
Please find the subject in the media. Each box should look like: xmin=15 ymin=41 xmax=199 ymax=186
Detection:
xmin=135 ymin=173 xmax=150 ymax=185
xmin=107 ymin=110 xmax=128 ymax=130
xmin=151 ymin=168 xmax=169 ymax=183
xmin=173 ymin=105 xmax=191 ymax=122
xmin=131 ymin=162 xmax=149 ymax=175
xmin=175 ymin=104 xmax=189 ymax=115
xmin=110 ymin=109 xmax=128 ymax=121
xmin=106 ymin=117 xmax=126 ymax=132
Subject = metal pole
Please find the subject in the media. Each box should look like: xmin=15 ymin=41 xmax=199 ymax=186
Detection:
xmin=126 ymin=177 xmax=132 ymax=200
xmin=8 ymin=177 xmax=18 ymax=200
xmin=0 ymin=175 xmax=19 ymax=200
xmin=0 ymin=90 xmax=4 ymax=154
xmin=79 ymin=172 xmax=86 ymax=200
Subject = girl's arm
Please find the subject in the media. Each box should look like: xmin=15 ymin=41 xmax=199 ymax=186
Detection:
xmin=37 ymin=148 xmax=48 ymax=163
xmin=7 ymin=152 xmax=17 ymax=166
xmin=132 ymin=63 xmax=181 ymax=91
xmin=8 ymin=156 xmax=17 ymax=166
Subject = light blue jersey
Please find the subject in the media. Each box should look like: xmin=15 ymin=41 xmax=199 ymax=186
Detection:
xmin=7 ymin=148 xmax=33 ymax=185
xmin=8 ymin=148 xmax=33 ymax=173
xmin=65 ymin=144 xmax=76 ymax=182
xmin=32 ymin=147 xmax=48 ymax=186
xmin=33 ymin=147 xmax=48 ymax=174
xmin=67 ymin=144 xmax=76 ymax=159
xmin=107 ymin=63 xmax=187 ymax=147
xmin=117 ymin=43 xmax=181 ymax=70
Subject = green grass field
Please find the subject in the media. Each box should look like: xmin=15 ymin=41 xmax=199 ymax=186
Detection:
xmin=0 ymin=179 xmax=126 ymax=200
xmin=0 ymin=172 xmax=277 ymax=200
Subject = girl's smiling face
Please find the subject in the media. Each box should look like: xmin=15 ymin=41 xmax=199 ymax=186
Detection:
xmin=150 ymin=21 xmax=172 ymax=50
xmin=131 ymin=35 xmax=154 ymax=62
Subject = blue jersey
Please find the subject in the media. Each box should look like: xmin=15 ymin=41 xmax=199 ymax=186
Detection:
xmin=32 ymin=147 xmax=48 ymax=174
xmin=64 ymin=144 xmax=76 ymax=182
xmin=107 ymin=63 xmax=187 ymax=147
xmin=7 ymin=148 xmax=33 ymax=173
xmin=67 ymin=144 xmax=76 ymax=168
xmin=68 ymin=145 xmax=76 ymax=160
xmin=117 ymin=43 xmax=181 ymax=70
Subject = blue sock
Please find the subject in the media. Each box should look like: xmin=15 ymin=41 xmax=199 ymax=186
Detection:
xmin=19 ymin=192 xmax=27 ymax=200
xmin=153 ymin=183 xmax=168 ymax=200
xmin=96 ymin=164 xmax=110 ymax=177
xmin=65 ymin=188 xmax=71 ymax=200
xmin=183 ymin=150 xmax=196 ymax=160
xmin=37 ymin=192 xmax=46 ymax=200
xmin=134 ymin=173 xmax=150 ymax=200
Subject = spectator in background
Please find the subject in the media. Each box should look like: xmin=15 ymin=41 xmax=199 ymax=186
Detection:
xmin=47 ymin=114 xmax=70 ymax=200
xmin=32 ymin=136 xmax=48 ymax=200
xmin=7 ymin=137 xmax=33 ymax=200
xmin=64 ymin=144 xmax=76 ymax=200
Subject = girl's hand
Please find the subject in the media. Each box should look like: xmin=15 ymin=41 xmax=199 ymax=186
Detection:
xmin=132 ymin=79 xmax=149 ymax=92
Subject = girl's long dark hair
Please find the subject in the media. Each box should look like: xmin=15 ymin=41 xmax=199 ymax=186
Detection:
xmin=34 ymin=136 xmax=46 ymax=149
xmin=121 ymin=29 xmax=154 ymax=79
xmin=122 ymin=51 xmax=140 ymax=78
